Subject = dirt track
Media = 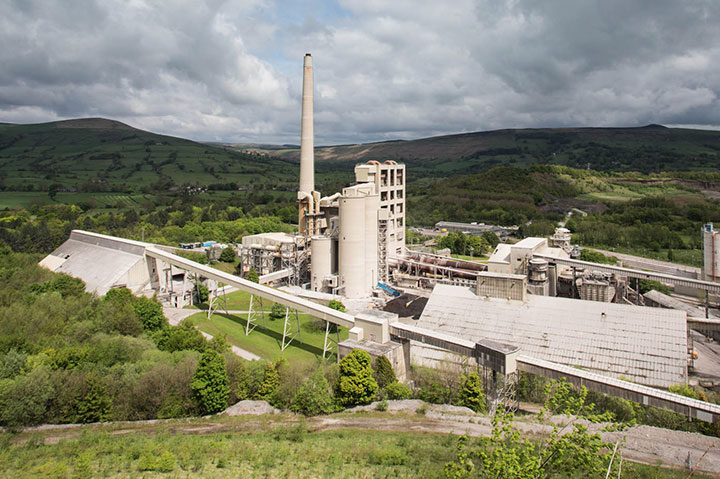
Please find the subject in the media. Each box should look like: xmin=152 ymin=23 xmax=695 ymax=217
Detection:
xmin=12 ymin=401 xmax=720 ymax=477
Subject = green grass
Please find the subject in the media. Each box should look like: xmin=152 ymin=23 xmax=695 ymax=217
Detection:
xmin=0 ymin=419 xmax=711 ymax=478
xmin=592 ymin=245 xmax=703 ymax=268
xmin=190 ymin=308 xmax=348 ymax=364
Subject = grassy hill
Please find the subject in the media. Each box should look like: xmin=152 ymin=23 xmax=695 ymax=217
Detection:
xmin=251 ymin=124 xmax=720 ymax=174
xmin=0 ymin=118 xmax=300 ymax=193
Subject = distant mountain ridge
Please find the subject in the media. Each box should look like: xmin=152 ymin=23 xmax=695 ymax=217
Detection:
xmin=235 ymin=124 xmax=720 ymax=173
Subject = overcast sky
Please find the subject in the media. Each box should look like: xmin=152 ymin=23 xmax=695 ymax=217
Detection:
xmin=1 ymin=0 xmax=719 ymax=144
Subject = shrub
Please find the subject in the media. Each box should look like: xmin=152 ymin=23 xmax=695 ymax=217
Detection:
xmin=246 ymin=269 xmax=259 ymax=283
xmin=336 ymin=349 xmax=378 ymax=407
xmin=385 ymin=381 xmax=412 ymax=400
xmin=375 ymin=400 xmax=388 ymax=412
xmin=132 ymin=296 xmax=166 ymax=331
xmin=456 ymin=372 xmax=486 ymax=413
xmin=373 ymin=355 xmax=396 ymax=389
xmin=269 ymin=303 xmax=286 ymax=321
xmin=191 ymin=349 xmax=230 ymax=414
xmin=258 ymin=362 xmax=280 ymax=401
xmin=225 ymin=355 xmax=249 ymax=404
xmin=328 ymin=300 xmax=345 ymax=312
xmin=291 ymin=369 xmax=335 ymax=416
xmin=219 ymin=247 xmax=236 ymax=263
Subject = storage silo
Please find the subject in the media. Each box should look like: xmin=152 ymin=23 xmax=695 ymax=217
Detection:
xmin=311 ymin=236 xmax=332 ymax=292
xmin=339 ymin=196 xmax=367 ymax=298
xmin=364 ymin=194 xmax=379 ymax=289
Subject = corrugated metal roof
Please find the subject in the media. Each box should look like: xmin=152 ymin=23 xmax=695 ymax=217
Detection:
xmin=418 ymin=284 xmax=688 ymax=388
xmin=42 ymin=238 xmax=145 ymax=295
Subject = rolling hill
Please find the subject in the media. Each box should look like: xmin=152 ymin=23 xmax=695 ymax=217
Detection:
xmin=0 ymin=118 xmax=298 ymax=192
xmin=248 ymin=124 xmax=720 ymax=174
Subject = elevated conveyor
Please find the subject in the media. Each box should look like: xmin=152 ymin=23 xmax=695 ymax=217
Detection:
xmin=535 ymin=254 xmax=720 ymax=295
xmin=145 ymin=247 xmax=354 ymax=328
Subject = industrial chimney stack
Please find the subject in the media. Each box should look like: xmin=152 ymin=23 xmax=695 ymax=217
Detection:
xmin=299 ymin=53 xmax=314 ymax=195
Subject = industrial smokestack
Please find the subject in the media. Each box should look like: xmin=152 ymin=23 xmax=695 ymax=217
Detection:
xmin=299 ymin=53 xmax=314 ymax=194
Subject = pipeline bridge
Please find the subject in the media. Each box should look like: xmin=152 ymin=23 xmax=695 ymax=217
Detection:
xmin=535 ymin=254 xmax=720 ymax=296
xmin=138 ymin=243 xmax=720 ymax=423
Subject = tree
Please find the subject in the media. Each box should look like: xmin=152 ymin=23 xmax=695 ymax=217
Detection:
xmin=191 ymin=349 xmax=230 ymax=414
xmin=132 ymin=296 xmax=166 ymax=331
xmin=76 ymin=373 xmax=112 ymax=423
xmin=219 ymin=247 xmax=236 ymax=263
xmin=258 ymin=362 xmax=280 ymax=401
xmin=456 ymin=372 xmax=486 ymax=413
xmin=270 ymin=303 xmax=286 ymax=321
xmin=328 ymin=300 xmax=346 ymax=312
xmin=291 ymin=369 xmax=335 ymax=416
xmin=336 ymin=349 xmax=378 ymax=407
xmin=385 ymin=381 xmax=412 ymax=400
xmin=373 ymin=355 xmax=396 ymax=389
xmin=246 ymin=269 xmax=259 ymax=283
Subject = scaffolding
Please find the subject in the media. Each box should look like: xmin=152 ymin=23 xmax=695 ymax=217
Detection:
xmin=206 ymin=279 xmax=229 ymax=319
xmin=378 ymin=219 xmax=388 ymax=283
xmin=240 ymin=234 xmax=308 ymax=286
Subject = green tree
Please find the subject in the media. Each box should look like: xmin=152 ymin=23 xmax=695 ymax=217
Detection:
xmin=456 ymin=372 xmax=486 ymax=413
xmin=132 ymin=296 xmax=166 ymax=331
xmin=336 ymin=349 xmax=378 ymax=407
xmin=76 ymin=373 xmax=112 ymax=423
xmin=219 ymin=247 xmax=236 ymax=263
xmin=385 ymin=381 xmax=412 ymax=400
xmin=328 ymin=300 xmax=346 ymax=312
xmin=373 ymin=355 xmax=396 ymax=389
xmin=258 ymin=362 xmax=280 ymax=401
xmin=269 ymin=303 xmax=286 ymax=321
xmin=191 ymin=349 xmax=230 ymax=414
xmin=246 ymin=269 xmax=259 ymax=283
xmin=291 ymin=369 xmax=335 ymax=416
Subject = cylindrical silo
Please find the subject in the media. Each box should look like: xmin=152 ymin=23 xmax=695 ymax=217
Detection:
xmin=339 ymin=196 xmax=367 ymax=298
xmin=364 ymin=194 xmax=379 ymax=289
xmin=311 ymin=236 xmax=332 ymax=292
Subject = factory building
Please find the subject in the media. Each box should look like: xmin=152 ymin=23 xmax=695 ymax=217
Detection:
xmin=239 ymin=53 xmax=406 ymax=299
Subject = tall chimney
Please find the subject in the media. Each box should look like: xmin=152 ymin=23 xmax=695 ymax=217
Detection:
xmin=299 ymin=53 xmax=314 ymax=194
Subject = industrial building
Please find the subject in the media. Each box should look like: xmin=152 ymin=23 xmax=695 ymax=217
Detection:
xmin=240 ymin=53 xmax=405 ymax=299
xmin=36 ymin=54 xmax=720 ymax=418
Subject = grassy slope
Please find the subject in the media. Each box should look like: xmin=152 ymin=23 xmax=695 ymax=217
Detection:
xmin=0 ymin=118 xmax=298 ymax=191
xmin=262 ymin=124 xmax=720 ymax=174
xmin=0 ymin=417 xmax=711 ymax=478
xmin=189 ymin=290 xmax=348 ymax=363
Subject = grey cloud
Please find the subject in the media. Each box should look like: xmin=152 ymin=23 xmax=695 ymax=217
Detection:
xmin=1 ymin=0 xmax=720 ymax=143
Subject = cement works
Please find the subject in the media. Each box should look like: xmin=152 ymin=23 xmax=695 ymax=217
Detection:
xmin=39 ymin=53 xmax=720 ymax=424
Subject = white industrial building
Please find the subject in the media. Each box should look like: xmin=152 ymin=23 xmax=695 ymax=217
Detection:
xmin=410 ymin=283 xmax=688 ymax=388
xmin=241 ymin=53 xmax=406 ymax=299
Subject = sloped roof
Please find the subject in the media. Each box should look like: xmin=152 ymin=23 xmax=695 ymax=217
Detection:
xmin=40 ymin=231 xmax=147 ymax=295
xmin=417 ymin=284 xmax=688 ymax=388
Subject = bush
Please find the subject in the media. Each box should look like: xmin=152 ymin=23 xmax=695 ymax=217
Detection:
xmin=291 ymin=369 xmax=335 ymax=416
xmin=336 ymin=349 xmax=378 ymax=407
xmin=385 ymin=381 xmax=412 ymax=400
xmin=154 ymin=320 xmax=207 ymax=353
xmin=269 ymin=303 xmax=286 ymax=321
xmin=258 ymin=362 xmax=280 ymax=401
xmin=328 ymin=300 xmax=345 ymax=312
xmin=373 ymin=355 xmax=396 ymax=390
xmin=132 ymin=296 xmax=166 ymax=331
xmin=219 ymin=247 xmax=236 ymax=263
xmin=456 ymin=372 xmax=486 ymax=413
xmin=191 ymin=349 xmax=230 ymax=414
xmin=246 ymin=269 xmax=259 ymax=283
